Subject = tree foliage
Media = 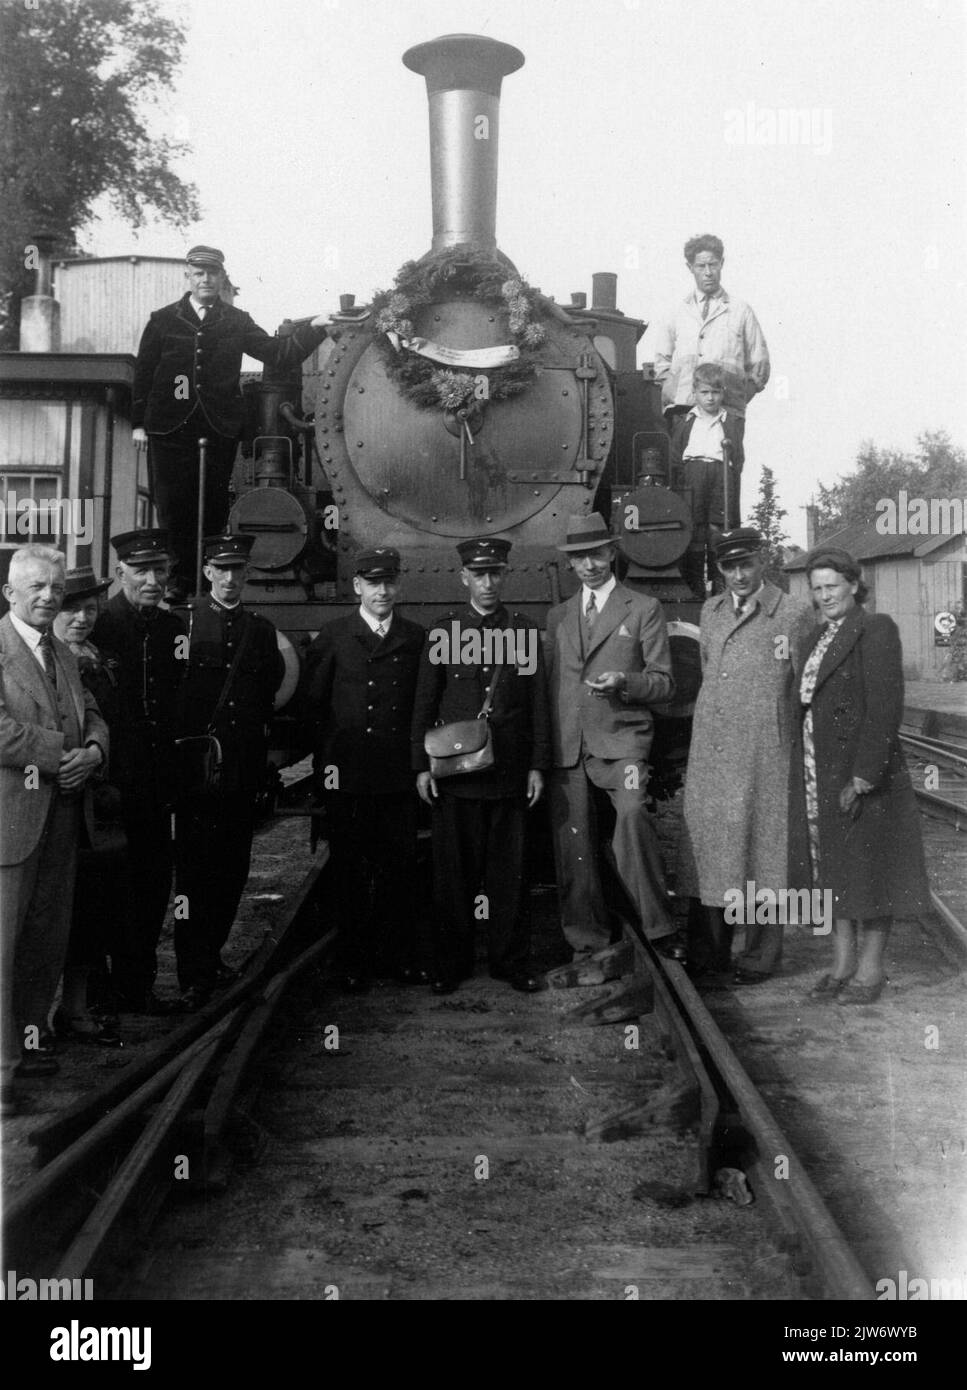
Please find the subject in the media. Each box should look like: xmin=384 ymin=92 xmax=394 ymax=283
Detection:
xmin=0 ymin=0 xmax=200 ymax=347
xmin=746 ymin=463 xmax=789 ymax=586
xmin=815 ymin=431 xmax=967 ymax=536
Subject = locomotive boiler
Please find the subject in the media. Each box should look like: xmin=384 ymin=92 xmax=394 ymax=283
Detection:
xmin=228 ymin=33 xmax=704 ymax=756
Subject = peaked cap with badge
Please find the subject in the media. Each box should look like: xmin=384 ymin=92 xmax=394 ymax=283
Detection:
xmin=457 ymin=537 xmax=511 ymax=570
xmin=203 ymin=532 xmax=255 ymax=566
xmin=355 ymin=547 xmax=401 ymax=579
xmin=111 ymin=529 xmax=170 ymax=564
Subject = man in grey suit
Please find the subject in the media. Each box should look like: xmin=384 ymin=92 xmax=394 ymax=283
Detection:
xmin=1 ymin=545 xmax=109 ymax=1105
xmin=545 ymin=514 xmax=676 ymax=958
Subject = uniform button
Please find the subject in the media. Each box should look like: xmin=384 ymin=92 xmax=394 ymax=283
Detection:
xmin=368 ymin=680 xmax=375 ymax=687
xmin=367 ymin=704 xmax=373 ymax=710
xmin=366 ymin=727 xmax=372 ymax=734
xmin=721 ymin=672 xmax=729 ymax=678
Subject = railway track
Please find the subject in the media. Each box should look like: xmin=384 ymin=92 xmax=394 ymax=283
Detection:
xmin=5 ymin=766 xmax=964 ymax=1302
xmin=5 ymin=861 xmax=881 ymax=1303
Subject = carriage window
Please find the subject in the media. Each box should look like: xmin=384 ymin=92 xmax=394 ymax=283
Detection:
xmin=1 ymin=472 xmax=63 ymax=544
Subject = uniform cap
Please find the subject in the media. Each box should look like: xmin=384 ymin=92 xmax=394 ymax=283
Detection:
xmin=715 ymin=527 xmax=763 ymax=564
xmin=62 ymin=566 xmax=111 ymax=602
xmin=111 ymin=529 xmax=170 ymax=563
xmin=203 ymin=532 xmax=255 ymax=566
xmin=185 ymin=244 xmax=226 ymax=269
xmin=355 ymin=547 xmax=401 ymax=579
xmin=557 ymin=513 xmax=614 ymax=553
xmin=457 ymin=537 xmax=511 ymax=570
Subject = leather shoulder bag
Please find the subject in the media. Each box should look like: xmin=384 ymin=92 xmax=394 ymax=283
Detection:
xmin=175 ymin=613 xmax=251 ymax=802
xmin=424 ymin=665 xmax=502 ymax=779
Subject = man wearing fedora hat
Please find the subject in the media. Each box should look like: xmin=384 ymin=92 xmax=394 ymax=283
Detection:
xmin=675 ymin=527 xmax=813 ymax=984
xmin=132 ymin=245 xmax=330 ymax=601
xmin=545 ymin=513 xmax=676 ymax=958
xmin=92 ymin=529 xmax=186 ymax=1013
xmin=173 ymin=533 xmax=284 ymax=1008
xmin=303 ymin=547 xmax=427 ymax=991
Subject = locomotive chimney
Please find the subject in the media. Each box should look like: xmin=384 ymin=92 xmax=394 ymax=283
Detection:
xmin=403 ymin=34 xmax=524 ymax=256
xmin=591 ymin=273 xmax=618 ymax=312
xmin=19 ymin=231 xmax=61 ymax=352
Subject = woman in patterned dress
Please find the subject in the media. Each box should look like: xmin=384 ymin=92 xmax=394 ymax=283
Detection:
xmin=788 ymin=548 xmax=931 ymax=1004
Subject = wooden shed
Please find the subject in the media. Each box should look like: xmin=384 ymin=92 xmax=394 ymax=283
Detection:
xmin=785 ymin=521 xmax=967 ymax=679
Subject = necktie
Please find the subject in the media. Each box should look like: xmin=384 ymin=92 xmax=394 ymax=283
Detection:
xmin=701 ymin=295 xmax=710 ymax=320
xmin=39 ymin=629 xmax=57 ymax=687
xmin=375 ymin=622 xmax=386 ymax=640
xmin=197 ymin=305 xmax=207 ymax=321
xmin=584 ymin=591 xmax=597 ymax=643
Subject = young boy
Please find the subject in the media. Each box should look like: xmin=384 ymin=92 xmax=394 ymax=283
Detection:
xmin=670 ymin=362 xmax=745 ymax=597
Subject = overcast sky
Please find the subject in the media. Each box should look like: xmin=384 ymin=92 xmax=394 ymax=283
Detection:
xmin=86 ymin=0 xmax=966 ymax=546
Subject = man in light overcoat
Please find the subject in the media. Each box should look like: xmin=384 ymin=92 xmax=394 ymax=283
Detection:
xmin=545 ymin=514 xmax=676 ymax=957
xmin=676 ymin=528 xmax=815 ymax=982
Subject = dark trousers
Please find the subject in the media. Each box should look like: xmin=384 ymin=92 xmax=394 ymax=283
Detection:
xmin=431 ymin=792 xmax=530 ymax=980
xmin=110 ymin=809 xmax=174 ymax=1001
xmin=148 ymin=419 xmax=238 ymax=590
xmin=174 ymin=798 xmax=257 ymax=991
xmin=1 ymin=797 xmax=80 ymax=1082
xmin=685 ymin=899 xmax=733 ymax=973
xmin=324 ymin=792 xmax=420 ymax=978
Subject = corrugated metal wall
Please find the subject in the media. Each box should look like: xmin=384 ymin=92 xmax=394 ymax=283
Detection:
xmin=55 ymin=258 xmax=187 ymax=355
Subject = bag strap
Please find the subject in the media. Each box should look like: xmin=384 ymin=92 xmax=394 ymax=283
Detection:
xmin=477 ymin=661 xmax=503 ymax=719
xmin=186 ymin=605 xmax=253 ymax=734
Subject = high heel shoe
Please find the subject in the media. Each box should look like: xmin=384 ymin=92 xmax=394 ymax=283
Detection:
xmin=807 ymin=973 xmax=852 ymax=1000
xmin=836 ymin=978 xmax=888 ymax=1006
xmin=52 ymin=1008 xmax=122 ymax=1047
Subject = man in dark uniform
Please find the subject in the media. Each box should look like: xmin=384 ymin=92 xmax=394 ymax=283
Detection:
xmin=303 ymin=547 xmax=427 ymax=991
xmin=92 ymin=530 xmax=185 ymax=1014
xmin=131 ymin=244 xmax=329 ymax=601
xmin=174 ymin=533 xmax=284 ymax=1009
xmin=411 ymin=538 xmax=550 ymax=995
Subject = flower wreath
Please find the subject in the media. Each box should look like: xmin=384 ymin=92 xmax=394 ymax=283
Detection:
xmin=369 ymin=245 xmax=547 ymax=412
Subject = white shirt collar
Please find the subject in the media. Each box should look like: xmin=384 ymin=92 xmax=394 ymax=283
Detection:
xmin=687 ymin=406 xmax=727 ymax=423
xmin=734 ymin=582 xmax=765 ymax=612
xmin=358 ymin=605 xmax=392 ymax=635
xmin=9 ymin=610 xmax=45 ymax=652
xmin=582 ymin=574 xmax=617 ymax=609
xmin=190 ymin=297 xmax=211 ymax=318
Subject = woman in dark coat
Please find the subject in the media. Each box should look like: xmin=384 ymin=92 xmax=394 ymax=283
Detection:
xmin=789 ymin=547 xmax=931 ymax=1004
xmin=51 ymin=567 xmax=124 ymax=1045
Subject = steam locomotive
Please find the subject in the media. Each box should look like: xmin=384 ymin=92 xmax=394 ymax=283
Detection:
xmin=225 ymin=34 xmax=707 ymax=766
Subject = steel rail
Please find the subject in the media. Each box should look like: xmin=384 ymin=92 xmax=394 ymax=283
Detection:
xmin=627 ymin=933 xmax=876 ymax=1301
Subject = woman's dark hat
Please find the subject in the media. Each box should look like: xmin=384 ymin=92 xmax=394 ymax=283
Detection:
xmin=557 ymin=513 xmax=614 ymax=553
xmin=63 ymin=566 xmax=111 ymax=602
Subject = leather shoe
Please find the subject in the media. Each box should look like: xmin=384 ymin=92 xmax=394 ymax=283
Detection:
xmin=52 ymin=1009 xmax=122 ymax=1047
xmin=837 ymin=978 xmax=887 ymax=1006
xmin=732 ymin=968 xmax=771 ymax=986
xmin=116 ymin=992 xmax=183 ymax=1016
xmin=431 ymin=976 xmax=459 ymax=995
xmin=807 ymin=973 xmax=851 ymax=1001
xmin=176 ymin=986 xmax=212 ymax=1012
xmin=394 ymin=966 xmax=430 ymax=986
xmin=17 ymin=1053 xmax=60 ymax=1078
xmin=490 ymin=967 xmax=542 ymax=993
xmin=655 ymin=934 xmax=688 ymax=962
